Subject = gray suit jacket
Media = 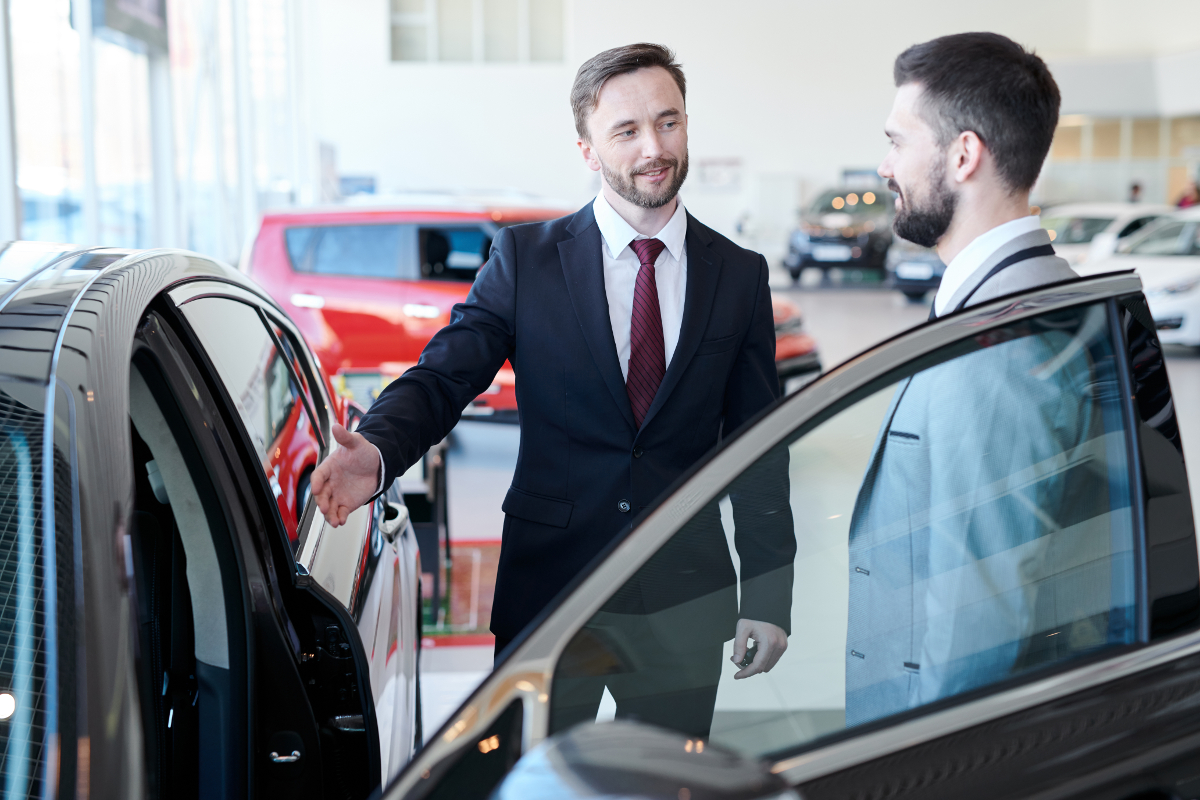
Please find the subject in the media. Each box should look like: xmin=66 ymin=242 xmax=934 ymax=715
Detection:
xmin=845 ymin=227 xmax=1096 ymax=726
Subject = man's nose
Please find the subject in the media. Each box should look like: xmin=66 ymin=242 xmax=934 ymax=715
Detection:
xmin=878 ymin=155 xmax=894 ymax=180
xmin=641 ymin=128 xmax=665 ymax=159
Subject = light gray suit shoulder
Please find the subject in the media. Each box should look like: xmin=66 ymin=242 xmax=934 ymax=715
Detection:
xmin=943 ymin=227 xmax=1078 ymax=312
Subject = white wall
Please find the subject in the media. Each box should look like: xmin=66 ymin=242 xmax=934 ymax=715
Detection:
xmin=301 ymin=0 xmax=1193 ymax=255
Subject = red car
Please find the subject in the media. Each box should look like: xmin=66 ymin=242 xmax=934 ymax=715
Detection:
xmin=245 ymin=199 xmax=569 ymax=417
xmin=246 ymin=198 xmax=821 ymax=412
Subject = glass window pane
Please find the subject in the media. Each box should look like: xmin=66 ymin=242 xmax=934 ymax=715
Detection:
xmin=391 ymin=23 xmax=428 ymax=61
xmin=11 ymin=0 xmax=84 ymax=243
xmin=1130 ymin=221 xmax=1188 ymax=255
xmin=419 ymin=226 xmax=489 ymax=281
xmin=483 ymin=0 xmax=519 ymax=62
xmin=529 ymin=0 xmax=563 ymax=62
xmin=0 ymin=390 xmax=51 ymax=797
xmin=438 ymin=0 xmax=475 ymax=61
xmin=285 ymin=224 xmax=415 ymax=278
xmin=1041 ymin=217 xmax=1112 ymax=245
xmin=94 ymin=39 xmax=153 ymax=248
xmin=179 ymin=298 xmax=323 ymax=544
xmin=551 ymin=302 xmax=1136 ymax=758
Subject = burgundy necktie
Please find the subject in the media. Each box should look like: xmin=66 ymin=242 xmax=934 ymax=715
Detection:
xmin=626 ymin=238 xmax=667 ymax=428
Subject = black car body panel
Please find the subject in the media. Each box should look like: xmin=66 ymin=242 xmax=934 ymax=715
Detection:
xmin=0 ymin=244 xmax=418 ymax=799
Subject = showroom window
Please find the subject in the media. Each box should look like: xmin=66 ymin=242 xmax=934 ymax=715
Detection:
xmin=390 ymin=0 xmax=564 ymax=62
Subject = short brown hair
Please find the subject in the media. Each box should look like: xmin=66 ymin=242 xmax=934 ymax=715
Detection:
xmin=894 ymin=33 xmax=1060 ymax=193
xmin=571 ymin=43 xmax=686 ymax=140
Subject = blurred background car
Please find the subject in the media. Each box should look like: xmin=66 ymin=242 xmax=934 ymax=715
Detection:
xmin=771 ymin=293 xmax=821 ymax=388
xmin=885 ymin=237 xmax=946 ymax=301
xmin=783 ymin=187 xmax=894 ymax=281
xmin=1083 ymin=208 xmax=1200 ymax=345
xmin=245 ymin=195 xmax=569 ymax=420
xmin=1039 ymin=202 xmax=1169 ymax=267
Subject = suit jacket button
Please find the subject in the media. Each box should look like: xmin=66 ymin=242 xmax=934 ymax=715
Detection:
xmin=632 ymin=447 xmax=644 ymax=458
xmin=618 ymin=500 xmax=631 ymax=513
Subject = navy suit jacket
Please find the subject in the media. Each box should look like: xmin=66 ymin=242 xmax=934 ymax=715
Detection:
xmin=357 ymin=202 xmax=795 ymax=642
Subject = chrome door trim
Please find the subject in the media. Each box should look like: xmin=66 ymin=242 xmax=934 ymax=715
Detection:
xmin=385 ymin=272 xmax=1145 ymax=799
xmin=770 ymin=625 xmax=1200 ymax=783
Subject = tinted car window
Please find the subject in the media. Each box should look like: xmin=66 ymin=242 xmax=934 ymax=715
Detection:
xmin=550 ymin=301 xmax=1136 ymax=759
xmin=178 ymin=297 xmax=324 ymax=541
xmin=1129 ymin=221 xmax=1189 ymax=255
xmin=1118 ymin=216 xmax=1157 ymax=238
xmin=419 ymin=226 xmax=491 ymax=281
xmin=1041 ymin=217 xmax=1112 ymax=244
xmin=286 ymin=224 xmax=418 ymax=279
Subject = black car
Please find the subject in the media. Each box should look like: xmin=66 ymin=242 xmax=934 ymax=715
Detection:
xmin=0 ymin=243 xmax=421 ymax=799
xmin=385 ymin=270 xmax=1200 ymax=800
xmin=885 ymin=236 xmax=946 ymax=301
xmin=783 ymin=187 xmax=893 ymax=280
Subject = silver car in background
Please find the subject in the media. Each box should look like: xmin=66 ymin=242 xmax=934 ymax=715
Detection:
xmin=1040 ymin=202 xmax=1170 ymax=267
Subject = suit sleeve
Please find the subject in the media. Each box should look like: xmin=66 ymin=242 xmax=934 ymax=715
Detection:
xmin=355 ymin=226 xmax=518 ymax=492
xmin=723 ymin=253 xmax=781 ymax=434
xmin=726 ymin=254 xmax=796 ymax=633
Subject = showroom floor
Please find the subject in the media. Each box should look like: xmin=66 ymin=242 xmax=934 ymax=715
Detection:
xmin=419 ymin=268 xmax=1200 ymax=742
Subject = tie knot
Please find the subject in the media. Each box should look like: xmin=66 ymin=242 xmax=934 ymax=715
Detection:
xmin=629 ymin=238 xmax=666 ymax=268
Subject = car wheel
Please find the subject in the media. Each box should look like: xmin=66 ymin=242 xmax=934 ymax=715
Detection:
xmin=902 ymin=290 xmax=927 ymax=302
xmin=788 ymin=267 xmax=801 ymax=283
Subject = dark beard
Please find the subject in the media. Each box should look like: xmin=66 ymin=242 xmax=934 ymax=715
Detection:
xmin=602 ymin=152 xmax=689 ymax=209
xmin=891 ymin=165 xmax=957 ymax=248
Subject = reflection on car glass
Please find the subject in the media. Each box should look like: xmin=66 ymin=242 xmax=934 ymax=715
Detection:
xmin=551 ymin=301 xmax=1137 ymax=761
xmin=285 ymin=224 xmax=413 ymax=278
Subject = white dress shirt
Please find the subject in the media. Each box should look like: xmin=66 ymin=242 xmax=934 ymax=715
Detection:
xmin=593 ymin=192 xmax=689 ymax=379
xmin=369 ymin=193 xmax=689 ymax=494
xmin=933 ymin=215 xmax=1043 ymax=316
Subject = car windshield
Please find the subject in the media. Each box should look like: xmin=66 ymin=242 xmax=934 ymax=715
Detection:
xmin=1041 ymin=216 xmax=1112 ymax=245
xmin=810 ymin=189 xmax=890 ymax=216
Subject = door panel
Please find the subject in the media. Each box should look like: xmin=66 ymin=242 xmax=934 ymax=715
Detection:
xmin=165 ymin=292 xmax=386 ymax=796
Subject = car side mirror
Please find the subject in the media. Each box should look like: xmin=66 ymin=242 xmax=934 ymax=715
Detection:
xmin=380 ymin=500 xmax=409 ymax=543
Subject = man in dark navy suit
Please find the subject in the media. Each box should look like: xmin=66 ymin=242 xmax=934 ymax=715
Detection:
xmin=311 ymin=43 xmax=795 ymax=730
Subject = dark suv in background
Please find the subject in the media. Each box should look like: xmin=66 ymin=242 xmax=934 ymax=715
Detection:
xmin=784 ymin=187 xmax=893 ymax=281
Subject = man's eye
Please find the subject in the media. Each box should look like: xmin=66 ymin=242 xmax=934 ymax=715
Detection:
xmin=620 ymin=130 xmax=635 ymax=138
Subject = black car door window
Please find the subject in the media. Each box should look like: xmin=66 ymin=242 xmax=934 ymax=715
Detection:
xmin=550 ymin=300 xmax=1140 ymax=759
xmin=177 ymin=297 xmax=325 ymax=545
xmin=419 ymin=226 xmax=491 ymax=281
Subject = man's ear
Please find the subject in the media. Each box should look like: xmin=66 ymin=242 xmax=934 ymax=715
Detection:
xmin=951 ymin=130 xmax=985 ymax=184
xmin=577 ymin=138 xmax=602 ymax=173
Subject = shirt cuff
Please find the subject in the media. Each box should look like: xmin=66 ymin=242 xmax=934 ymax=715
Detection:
xmin=371 ymin=442 xmax=386 ymax=495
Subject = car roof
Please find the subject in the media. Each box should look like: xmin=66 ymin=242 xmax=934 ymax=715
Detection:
xmin=0 ymin=244 xmax=276 ymax=384
xmin=1040 ymin=202 xmax=1172 ymax=218
xmin=261 ymin=192 xmax=576 ymax=222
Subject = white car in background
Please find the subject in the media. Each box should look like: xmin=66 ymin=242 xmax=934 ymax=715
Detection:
xmin=1040 ymin=202 xmax=1170 ymax=267
xmin=1083 ymin=208 xmax=1200 ymax=345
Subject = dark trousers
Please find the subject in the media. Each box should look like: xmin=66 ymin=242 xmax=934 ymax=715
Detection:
xmin=516 ymin=614 xmax=726 ymax=738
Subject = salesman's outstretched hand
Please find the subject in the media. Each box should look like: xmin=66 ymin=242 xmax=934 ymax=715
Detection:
xmin=311 ymin=423 xmax=380 ymax=528
xmin=731 ymin=619 xmax=788 ymax=680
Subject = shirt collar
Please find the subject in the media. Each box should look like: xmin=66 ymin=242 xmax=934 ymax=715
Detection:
xmin=935 ymin=215 xmax=1043 ymax=314
xmin=593 ymin=192 xmax=688 ymax=262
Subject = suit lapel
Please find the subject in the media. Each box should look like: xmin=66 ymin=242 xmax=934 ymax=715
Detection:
xmin=637 ymin=214 xmax=722 ymax=433
xmin=558 ymin=206 xmax=637 ymax=431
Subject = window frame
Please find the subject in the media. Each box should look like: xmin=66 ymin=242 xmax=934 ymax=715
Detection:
xmin=389 ymin=271 xmax=1200 ymax=798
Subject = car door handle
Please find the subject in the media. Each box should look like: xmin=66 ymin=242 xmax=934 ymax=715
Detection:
xmin=380 ymin=501 xmax=409 ymax=543
xmin=290 ymin=293 xmax=325 ymax=309
xmin=269 ymin=750 xmax=301 ymax=763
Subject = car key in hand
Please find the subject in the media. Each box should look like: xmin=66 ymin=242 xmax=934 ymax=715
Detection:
xmin=737 ymin=642 xmax=758 ymax=669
